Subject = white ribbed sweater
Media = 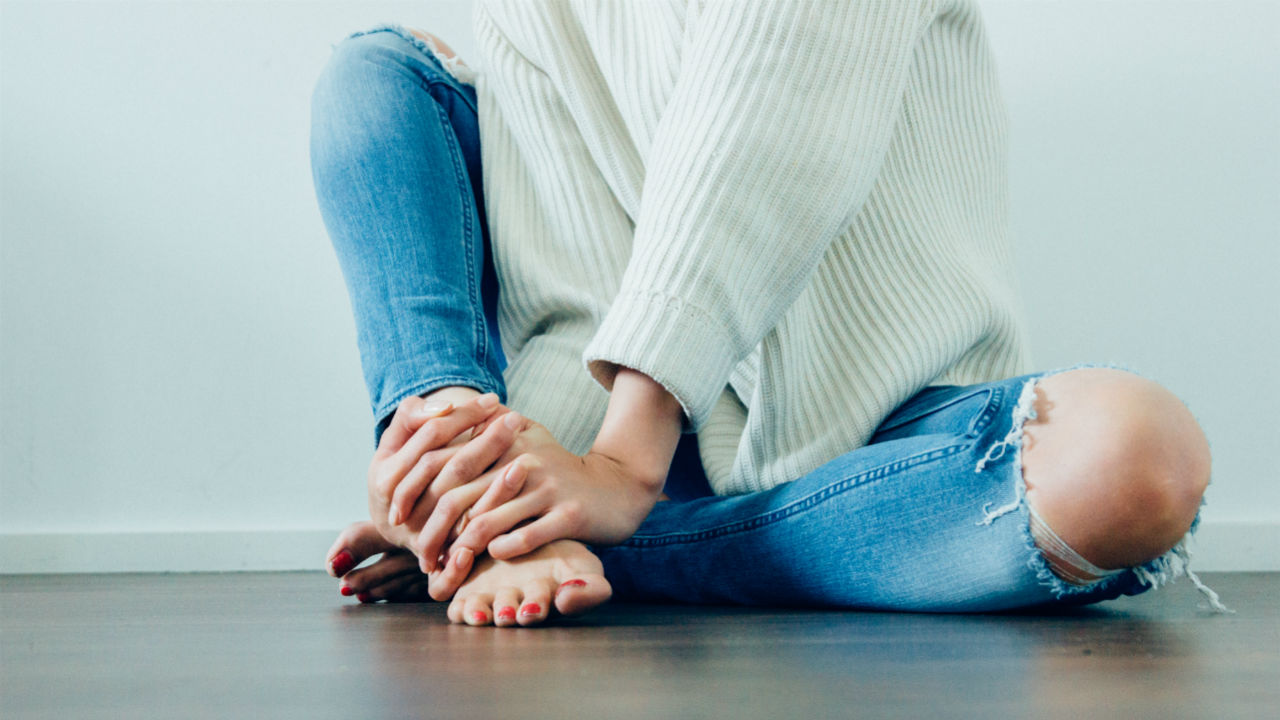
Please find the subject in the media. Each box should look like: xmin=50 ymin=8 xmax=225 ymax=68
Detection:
xmin=458 ymin=0 xmax=1033 ymax=496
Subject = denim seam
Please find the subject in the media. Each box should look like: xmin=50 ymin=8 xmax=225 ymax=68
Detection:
xmin=623 ymin=443 xmax=972 ymax=548
xmin=965 ymin=387 xmax=1003 ymax=438
xmin=428 ymin=98 xmax=494 ymax=383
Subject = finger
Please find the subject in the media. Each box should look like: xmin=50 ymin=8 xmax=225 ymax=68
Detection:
xmin=469 ymin=404 xmax=528 ymax=440
xmin=387 ymin=444 xmax=462 ymax=526
xmin=376 ymin=395 xmax=457 ymax=458
xmin=413 ymin=481 xmax=491 ymax=573
xmin=339 ymin=551 xmax=421 ymax=596
xmin=326 ymin=521 xmax=397 ymax=577
xmin=424 ymin=411 xmax=525 ymax=515
xmin=376 ymin=394 xmax=503 ymax=498
xmin=467 ymin=454 xmax=528 ymax=519
xmin=427 ymin=546 xmax=475 ymax=601
xmin=451 ymin=490 xmax=547 ymax=563
xmin=488 ymin=510 xmax=576 ymax=560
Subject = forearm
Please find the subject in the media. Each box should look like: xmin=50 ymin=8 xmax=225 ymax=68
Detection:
xmin=589 ymin=366 xmax=683 ymax=493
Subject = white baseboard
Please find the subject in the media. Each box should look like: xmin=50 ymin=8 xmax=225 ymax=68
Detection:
xmin=0 ymin=530 xmax=340 ymax=574
xmin=0 ymin=521 xmax=1275 ymax=574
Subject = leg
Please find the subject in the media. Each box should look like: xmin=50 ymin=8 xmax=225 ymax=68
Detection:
xmin=1019 ymin=367 xmax=1210 ymax=578
xmin=591 ymin=362 xmax=1225 ymax=612
xmin=309 ymin=25 xmax=505 ymax=449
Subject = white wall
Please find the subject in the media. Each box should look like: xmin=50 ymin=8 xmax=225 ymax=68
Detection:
xmin=1 ymin=0 xmax=1275 ymax=573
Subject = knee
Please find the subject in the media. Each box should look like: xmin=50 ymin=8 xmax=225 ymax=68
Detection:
xmin=406 ymin=28 xmax=459 ymax=61
xmin=1019 ymin=368 xmax=1210 ymax=575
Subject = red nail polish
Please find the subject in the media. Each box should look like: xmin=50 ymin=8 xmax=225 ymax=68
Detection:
xmin=357 ymin=592 xmax=373 ymax=603
xmin=559 ymin=579 xmax=587 ymax=589
xmin=519 ymin=603 xmax=541 ymax=616
xmin=340 ymin=585 xmax=355 ymax=597
xmin=471 ymin=610 xmax=488 ymax=623
xmin=496 ymin=606 xmax=517 ymax=620
xmin=332 ymin=550 xmax=355 ymax=576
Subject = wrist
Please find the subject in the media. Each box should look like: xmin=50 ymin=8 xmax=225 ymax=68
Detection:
xmin=589 ymin=367 xmax=682 ymax=492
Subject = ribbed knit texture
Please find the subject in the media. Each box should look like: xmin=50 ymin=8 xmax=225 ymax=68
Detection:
xmin=467 ymin=0 xmax=1033 ymax=495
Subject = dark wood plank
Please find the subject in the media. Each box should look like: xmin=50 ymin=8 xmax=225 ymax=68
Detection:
xmin=2 ymin=572 xmax=1276 ymax=719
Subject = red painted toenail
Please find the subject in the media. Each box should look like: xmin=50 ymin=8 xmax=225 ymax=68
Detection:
xmin=471 ymin=611 xmax=488 ymax=623
xmin=332 ymin=550 xmax=355 ymax=576
xmin=559 ymin=579 xmax=587 ymax=589
xmin=519 ymin=603 xmax=541 ymax=616
xmin=497 ymin=606 xmax=517 ymax=620
xmin=357 ymin=592 xmax=373 ymax=603
xmin=340 ymin=585 xmax=355 ymax=597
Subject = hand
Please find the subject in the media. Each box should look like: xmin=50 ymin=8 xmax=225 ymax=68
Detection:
xmin=412 ymin=414 xmax=666 ymax=598
xmin=367 ymin=391 xmax=519 ymax=550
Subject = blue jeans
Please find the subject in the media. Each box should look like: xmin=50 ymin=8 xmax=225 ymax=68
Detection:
xmin=310 ymin=25 xmax=1219 ymax=613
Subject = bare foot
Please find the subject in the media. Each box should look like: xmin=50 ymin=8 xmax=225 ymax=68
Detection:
xmin=327 ymin=521 xmax=431 ymax=604
xmin=445 ymin=540 xmax=612 ymax=627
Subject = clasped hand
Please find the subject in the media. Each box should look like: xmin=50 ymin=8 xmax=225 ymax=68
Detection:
xmin=366 ymin=392 xmax=663 ymax=599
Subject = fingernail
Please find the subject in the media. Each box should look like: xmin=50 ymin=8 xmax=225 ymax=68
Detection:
xmin=559 ymin=579 xmax=587 ymax=591
xmin=519 ymin=603 xmax=541 ymax=616
xmin=387 ymin=508 xmax=399 ymax=526
xmin=357 ymin=592 xmax=373 ymax=603
xmin=331 ymin=550 xmax=354 ymax=576
xmin=503 ymin=461 xmax=521 ymax=484
xmin=417 ymin=402 xmax=453 ymax=418
xmin=497 ymin=606 xmax=517 ymax=620
xmin=476 ymin=393 xmax=499 ymax=409
xmin=454 ymin=547 xmax=474 ymax=570
xmin=471 ymin=610 xmax=488 ymax=623
xmin=503 ymin=411 xmax=522 ymax=430
xmin=340 ymin=585 xmax=355 ymax=596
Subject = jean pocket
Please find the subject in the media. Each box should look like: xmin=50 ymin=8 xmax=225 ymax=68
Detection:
xmin=871 ymin=384 xmax=999 ymax=443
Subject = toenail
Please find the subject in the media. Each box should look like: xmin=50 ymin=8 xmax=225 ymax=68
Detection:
xmin=519 ymin=603 xmax=541 ymax=616
xmin=357 ymin=592 xmax=373 ymax=603
xmin=559 ymin=579 xmax=587 ymax=590
xmin=497 ymin=606 xmax=517 ymax=620
xmin=340 ymin=585 xmax=355 ymax=597
xmin=331 ymin=550 xmax=354 ymax=576
xmin=471 ymin=611 xmax=488 ymax=623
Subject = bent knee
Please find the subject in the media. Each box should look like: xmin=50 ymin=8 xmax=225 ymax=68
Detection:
xmin=1019 ymin=368 xmax=1210 ymax=575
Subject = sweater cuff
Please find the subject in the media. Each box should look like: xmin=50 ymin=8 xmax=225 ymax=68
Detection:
xmin=583 ymin=291 xmax=740 ymax=435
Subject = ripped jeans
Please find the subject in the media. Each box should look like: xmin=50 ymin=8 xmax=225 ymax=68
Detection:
xmin=595 ymin=362 xmax=1227 ymax=612
xmin=309 ymin=24 xmax=1227 ymax=614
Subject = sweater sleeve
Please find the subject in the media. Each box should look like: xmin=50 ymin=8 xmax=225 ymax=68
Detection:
xmin=582 ymin=0 xmax=942 ymax=433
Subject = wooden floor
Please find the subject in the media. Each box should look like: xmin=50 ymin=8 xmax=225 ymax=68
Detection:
xmin=1 ymin=572 xmax=1275 ymax=719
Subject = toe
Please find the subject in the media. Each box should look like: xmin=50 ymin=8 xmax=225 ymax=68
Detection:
xmin=517 ymin=580 xmax=555 ymax=626
xmin=493 ymin=587 xmax=521 ymax=628
xmin=552 ymin=573 xmax=612 ymax=617
xmin=447 ymin=596 xmax=467 ymax=624
xmin=327 ymin=521 xmax=396 ymax=578
xmin=363 ymin=573 xmax=420 ymax=603
xmin=463 ymin=593 xmax=495 ymax=626
xmin=340 ymin=551 xmax=419 ymax=596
